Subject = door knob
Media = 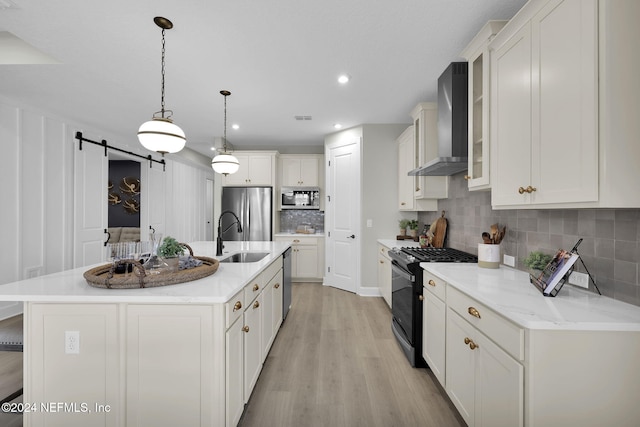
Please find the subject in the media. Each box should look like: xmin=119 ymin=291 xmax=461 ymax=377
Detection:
xmin=347 ymin=234 xmax=355 ymax=239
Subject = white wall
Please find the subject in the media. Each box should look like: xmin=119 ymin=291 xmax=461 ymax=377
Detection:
xmin=0 ymin=95 xmax=215 ymax=317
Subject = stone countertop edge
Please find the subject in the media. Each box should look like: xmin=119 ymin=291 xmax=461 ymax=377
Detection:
xmin=377 ymin=238 xmax=421 ymax=249
xmin=0 ymin=241 xmax=291 ymax=305
xmin=421 ymin=263 xmax=640 ymax=332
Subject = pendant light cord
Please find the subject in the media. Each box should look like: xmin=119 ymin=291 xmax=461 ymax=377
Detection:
xmin=160 ymin=28 xmax=166 ymax=118
xmin=223 ymin=93 xmax=228 ymax=153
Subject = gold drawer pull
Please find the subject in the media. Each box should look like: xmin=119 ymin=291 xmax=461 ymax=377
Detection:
xmin=253 ymin=301 xmax=260 ymax=309
xmin=518 ymin=185 xmax=537 ymax=194
xmin=274 ymin=283 xmax=280 ymax=289
xmin=293 ymin=239 xmax=300 ymax=243
xmin=242 ymin=325 xmax=250 ymax=333
xmin=464 ymin=175 xmax=471 ymax=180
xmin=428 ymin=279 xmax=436 ymax=287
xmin=418 ymin=294 xmax=424 ymax=301
xmin=233 ymin=301 xmax=242 ymax=312
xmin=464 ymin=337 xmax=478 ymax=350
xmin=253 ymin=284 xmax=259 ymax=292
xmin=468 ymin=307 xmax=481 ymax=319
xmin=380 ymin=260 xmax=384 ymax=264
xmin=401 ymin=202 xmax=406 ymax=206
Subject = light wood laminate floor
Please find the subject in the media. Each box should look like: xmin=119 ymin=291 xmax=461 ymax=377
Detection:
xmin=240 ymin=283 xmax=464 ymax=427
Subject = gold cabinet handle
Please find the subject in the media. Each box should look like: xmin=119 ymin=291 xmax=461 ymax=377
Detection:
xmin=418 ymin=294 xmax=424 ymax=301
xmin=379 ymin=260 xmax=384 ymax=264
xmin=293 ymin=239 xmax=300 ymax=243
xmin=233 ymin=301 xmax=242 ymax=312
xmin=464 ymin=175 xmax=471 ymax=181
xmin=242 ymin=325 xmax=250 ymax=333
xmin=464 ymin=337 xmax=478 ymax=350
xmin=519 ymin=185 xmax=537 ymax=194
xmin=415 ymin=187 xmax=420 ymax=191
xmin=401 ymin=202 xmax=406 ymax=206
xmin=253 ymin=284 xmax=259 ymax=292
xmin=253 ymin=301 xmax=260 ymax=309
xmin=274 ymin=283 xmax=280 ymax=289
xmin=428 ymin=279 xmax=436 ymax=287
xmin=468 ymin=307 xmax=481 ymax=319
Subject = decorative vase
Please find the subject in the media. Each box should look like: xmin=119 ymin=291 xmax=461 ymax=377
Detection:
xmin=409 ymin=229 xmax=418 ymax=238
xmin=143 ymin=233 xmax=168 ymax=274
xmin=165 ymin=257 xmax=179 ymax=272
xmin=399 ymin=228 xmax=407 ymax=236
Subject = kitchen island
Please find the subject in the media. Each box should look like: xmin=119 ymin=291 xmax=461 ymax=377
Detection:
xmin=0 ymin=241 xmax=291 ymax=427
xmin=420 ymin=263 xmax=640 ymax=427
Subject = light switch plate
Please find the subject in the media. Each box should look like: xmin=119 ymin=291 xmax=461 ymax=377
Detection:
xmin=569 ymin=271 xmax=589 ymax=289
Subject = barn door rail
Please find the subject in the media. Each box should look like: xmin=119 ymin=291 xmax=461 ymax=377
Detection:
xmin=75 ymin=131 xmax=166 ymax=171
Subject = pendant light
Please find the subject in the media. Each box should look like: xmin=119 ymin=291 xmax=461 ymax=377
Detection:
xmin=211 ymin=90 xmax=240 ymax=175
xmin=137 ymin=16 xmax=186 ymax=155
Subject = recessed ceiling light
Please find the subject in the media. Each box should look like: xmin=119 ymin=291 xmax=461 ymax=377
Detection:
xmin=232 ymin=124 xmax=239 ymax=130
xmin=334 ymin=123 xmax=343 ymax=129
xmin=337 ymin=74 xmax=350 ymax=84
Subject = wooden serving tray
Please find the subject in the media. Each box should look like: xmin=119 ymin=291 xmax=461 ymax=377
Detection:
xmin=84 ymin=256 xmax=219 ymax=289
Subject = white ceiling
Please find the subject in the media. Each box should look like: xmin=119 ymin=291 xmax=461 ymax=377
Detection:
xmin=0 ymin=0 xmax=526 ymax=157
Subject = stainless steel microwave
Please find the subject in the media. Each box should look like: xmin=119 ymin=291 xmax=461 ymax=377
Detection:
xmin=280 ymin=187 xmax=320 ymax=209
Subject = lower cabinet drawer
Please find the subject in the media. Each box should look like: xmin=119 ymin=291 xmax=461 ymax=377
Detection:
xmin=225 ymin=290 xmax=244 ymax=329
xmin=447 ymin=286 xmax=524 ymax=360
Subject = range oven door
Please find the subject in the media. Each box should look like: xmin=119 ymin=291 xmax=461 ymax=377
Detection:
xmin=391 ymin=260 xmax=417 ymax=366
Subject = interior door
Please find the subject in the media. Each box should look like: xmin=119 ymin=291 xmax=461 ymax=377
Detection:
xmin=325 ymin=138 xmax=360 ymax=293
xmin=74 ymin=139 xmax=108 ymax=267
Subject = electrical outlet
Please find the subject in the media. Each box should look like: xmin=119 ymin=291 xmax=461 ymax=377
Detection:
xmin=65 ymin=331 xmax=80 ymax=354
xmin=503 ymin=254 xmax=515 ymax=267
xmin=568 ymin=271 xmax=589 ymax=289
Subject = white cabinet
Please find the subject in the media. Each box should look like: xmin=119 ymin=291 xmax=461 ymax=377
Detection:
xmin=446 ymin=309 xmax=523 ymax=427
xmin=225 ymin=316 xmax=244 ymax=427
xmin=410 ymin=103 xmax=449 ymax=201
xmin=274 ymin=236 xmax=324 ymax=281
xmin=280 ymin=155 xmax=321 ymax=187
xmin=422 ymin=272 xmax=446 ymax=386
xmin=490 ymin=0 xmax=598 ymax=208
xmin=222 ymin=152 xmax=277 ymax=186
xmin=271 ymin=270 xmax=284 ymax=335
xmin=377 ymin=243 xmax=392 ymax=308
xmin=460 ymin=21 xmax=507 ymax=191
xmin=397 ymin=125 xmax=438 ymax=211
xmin=126 ymin=304 xmax=217 ymax=426
xmin=243 ymin=292 xmax=263 ymax=402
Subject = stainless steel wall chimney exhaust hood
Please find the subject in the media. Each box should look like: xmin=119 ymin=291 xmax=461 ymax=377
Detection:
xmin=409 ymin=62 xmax=468 ymax=176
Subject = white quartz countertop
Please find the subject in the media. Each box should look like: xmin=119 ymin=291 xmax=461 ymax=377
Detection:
xmin=0 ymin=241 xmax=291 ymax=304
xmin=274 ymin=232 xmax=324 ymax=237
xmin=378 ymin=239 xmax=421 ymax=250
xmin=422 ymin=263 xmax=640 ymax=332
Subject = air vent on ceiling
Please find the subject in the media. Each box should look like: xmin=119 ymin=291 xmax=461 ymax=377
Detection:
xmin=294 ymin=115 xmax=312 ymax=121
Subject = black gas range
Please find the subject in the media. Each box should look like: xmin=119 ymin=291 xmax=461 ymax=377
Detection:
xmin=389 ymin=246 xmax=477 ymax=367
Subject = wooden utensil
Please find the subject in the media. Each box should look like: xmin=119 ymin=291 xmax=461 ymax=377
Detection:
xmin=432 ymin=211 xmax=448 ymax=248
xmin=482 ymin=232 xmax=492 ymax=244
xmin=490 ymin=223 xmax=498 ymax=244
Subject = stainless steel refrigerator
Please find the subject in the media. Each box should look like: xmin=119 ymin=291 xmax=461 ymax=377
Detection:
xmin=220 ymin=187 xmax=273 ymax=241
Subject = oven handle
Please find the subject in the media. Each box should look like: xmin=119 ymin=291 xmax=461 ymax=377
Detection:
xmin=391 ymin=261 xmax=415 ymax=282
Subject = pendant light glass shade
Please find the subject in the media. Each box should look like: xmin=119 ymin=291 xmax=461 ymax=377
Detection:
xmin=211 ymin=152 xmax=240 ymax=175
xmin=138 ymin=17 xmax=185 ymax=155
xmin=212 ymin=90 xmax=239 ymax=175
xmin=138 ymin=117 xmax=186 ymax=154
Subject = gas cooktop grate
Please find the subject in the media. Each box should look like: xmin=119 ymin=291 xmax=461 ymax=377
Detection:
xmin=401 ymin=247 xmax=478 ymax=263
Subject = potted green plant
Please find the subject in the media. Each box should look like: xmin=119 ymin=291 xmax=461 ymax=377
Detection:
xmin=398 ymin=219 xmax=410 ymax=236
xmin=158 ymin=236 xmax=185 ymax=272
xmin=408 ymin=220 xmax=419 ymax=238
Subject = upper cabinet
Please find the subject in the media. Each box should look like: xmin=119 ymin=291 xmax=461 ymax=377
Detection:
xmin=398 ymin=125 xmax=438 ymax=211
xmin=460 ymin=21 xmax=507 ymax=191
xmin=279 ymin=154 xmax=322 ymax=187
xmin=222 ymin=151 xmax=278 ymax=187
xmin=410 ymin=103 xmax=449 ymax=201
xmin=489 ymin=0 xmax=640 ymax=209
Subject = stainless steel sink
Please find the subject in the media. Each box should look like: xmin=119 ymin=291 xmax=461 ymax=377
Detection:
xmin=219 ymin=252 xmax=270 ymax=263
